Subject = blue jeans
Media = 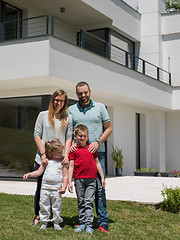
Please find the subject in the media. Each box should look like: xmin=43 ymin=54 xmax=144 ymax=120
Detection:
xmin=95 ymin=152 xmax=108 ymax=227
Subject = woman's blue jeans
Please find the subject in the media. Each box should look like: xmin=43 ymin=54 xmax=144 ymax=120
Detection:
xmin=95 ymin=152 xmax=109 ymax=227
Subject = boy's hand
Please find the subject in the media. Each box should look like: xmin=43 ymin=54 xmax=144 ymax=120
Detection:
xmin=68 ymin=183 xmax=73 ymax=193
xmin=101 ymin=178 xmax=106 ymax=189
xmin=59 ymin=187 xmax=66 ymax=194
xmin=23 ymin=173 xmax=29 ymax=181
xmin=69 ymin=144 xmax=77 ymax=153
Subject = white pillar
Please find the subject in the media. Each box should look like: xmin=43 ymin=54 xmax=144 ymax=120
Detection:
xmin=149 ymin=110 xmax=166 ymax=171
xmin=138 ymin=0 xmax=166 ymax=67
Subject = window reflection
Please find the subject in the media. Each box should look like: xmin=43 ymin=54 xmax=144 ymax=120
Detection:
xmin=0 ymin=97 xmax=41 ymax=172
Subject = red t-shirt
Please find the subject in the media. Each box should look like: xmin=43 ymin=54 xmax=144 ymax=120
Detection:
xmin=69 ymin=144 xmax=98 ymax=179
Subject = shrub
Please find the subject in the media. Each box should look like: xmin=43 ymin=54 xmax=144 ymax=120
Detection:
xmin=161 ymin=185 xmax=180 ymax=213
xmin=134 ymin=168 xmax=157 ymax=172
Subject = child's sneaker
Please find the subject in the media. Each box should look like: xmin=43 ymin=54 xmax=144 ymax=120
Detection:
xmin=74 ymin=224 xmax=85 ymax=232
xmin=86 ymin=226 xmax=94 ymax=234
xmin=40 ymin=223 xmax=47 ymax=230
xmin=98 ymin=224 xmax=110 ymax=233
xmin=54 ymin=224 xmax=62 ymax=231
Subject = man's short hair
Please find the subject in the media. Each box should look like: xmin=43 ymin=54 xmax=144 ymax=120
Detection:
xmin=74 ymin=124 xmax=89 ymax=136
xmin=76 ymin=81 xmax=90 ymax=93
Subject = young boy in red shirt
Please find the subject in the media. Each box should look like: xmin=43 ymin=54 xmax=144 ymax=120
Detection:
xmin=68 ymin=124 xmax=105 ymax=234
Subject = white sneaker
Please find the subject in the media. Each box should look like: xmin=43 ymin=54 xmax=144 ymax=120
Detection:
xmin=54 ymin=224 xmax=62 ymax=231
xmin=40 ymin=223 xmax=47 ymax=230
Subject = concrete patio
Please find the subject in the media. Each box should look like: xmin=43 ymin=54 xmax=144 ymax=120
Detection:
xmin=0 ymin=176 xmax=180 ymax=204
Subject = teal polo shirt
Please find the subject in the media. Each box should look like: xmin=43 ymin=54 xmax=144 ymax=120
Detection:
xmin=67 ymin=100 xmax=110 ymax=152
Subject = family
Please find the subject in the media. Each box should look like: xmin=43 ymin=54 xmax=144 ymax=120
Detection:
xmin=23 ymin=81 xmax=112 ymax=234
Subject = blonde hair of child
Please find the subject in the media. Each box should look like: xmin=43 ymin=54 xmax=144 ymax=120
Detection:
xmin=45 ymin=138 xmax=64 ymax=159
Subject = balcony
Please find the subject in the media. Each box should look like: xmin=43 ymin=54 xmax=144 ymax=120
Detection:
xmin=0 ymin=15 xmax=171 ymax=86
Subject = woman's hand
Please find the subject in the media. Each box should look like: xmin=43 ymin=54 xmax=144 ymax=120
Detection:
xmin=61 ymin=156 xmax=69 ymax=165
xmin=69 ymin=144 xmax=77 ymax=153
xmin=41 ymin=154 xmax=48 ymax=167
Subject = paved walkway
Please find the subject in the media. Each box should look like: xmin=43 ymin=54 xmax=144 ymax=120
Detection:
xmin=1 ymin=176 xmax=180 ymax=204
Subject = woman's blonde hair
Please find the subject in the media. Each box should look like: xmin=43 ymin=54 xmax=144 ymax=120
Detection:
xmin=45 ymin=138 xmax=64 ymax=159
xmin=48 ymin=89 xmax=68 ymax=131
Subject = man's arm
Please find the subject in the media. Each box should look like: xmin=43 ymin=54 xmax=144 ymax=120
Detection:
xmin=88 ymin=121 xmax=112 ymax=153
xmin=95 ymin=157 xmax=105 ymax=189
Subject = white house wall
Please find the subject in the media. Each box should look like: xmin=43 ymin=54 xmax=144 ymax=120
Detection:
xmin=49 ymin=37 xmax=172 ymax=110
xmin=162 ymin=13 xmax=180 ymax=86
xmin=0 ymin=38 xmax=49 ymax=81
xmin=100 ymin=102 xmax=167 ymax=176
xmin=82 ymin=0 xmax=141 ymax=41
xmin=1 ymin=0 xmax=180 ymax=175
xmin=165 ymin=111 xmax=180 ymax=171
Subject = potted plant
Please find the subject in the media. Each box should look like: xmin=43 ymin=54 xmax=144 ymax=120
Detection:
xmin=169 ymin=170 xmax=180 ymax=177
xmin=160 ymin=170 xmax=170 ymax=177
xmin=134 ymin=167 xmax=159 ymax=177
xmin=111 ymin=146 xmax=124 ymax=176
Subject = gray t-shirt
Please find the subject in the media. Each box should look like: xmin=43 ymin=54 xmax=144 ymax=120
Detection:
xmin=68 ymin=100 xmax=110 ymax=152
xmin=34 ymin=110 xmax=72 ymax=165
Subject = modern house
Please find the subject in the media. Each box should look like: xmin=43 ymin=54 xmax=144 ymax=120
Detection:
xmin=1 ymin=0 xmax=180 ymax=176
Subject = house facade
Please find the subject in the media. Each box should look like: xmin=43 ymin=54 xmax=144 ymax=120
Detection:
xmin=1 ymin=0 xmax=180 ymax=175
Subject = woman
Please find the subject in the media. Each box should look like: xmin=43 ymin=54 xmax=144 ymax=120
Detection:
xmin=33 ymin=89 xmax=72 ymax=225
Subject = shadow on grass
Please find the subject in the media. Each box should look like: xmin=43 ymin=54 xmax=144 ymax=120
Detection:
xmin=61 ymin=215 xmax=114 ymax=229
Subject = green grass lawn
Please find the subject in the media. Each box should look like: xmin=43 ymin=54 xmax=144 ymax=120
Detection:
xmin=0 ymin=193 xmax=180 ymax=240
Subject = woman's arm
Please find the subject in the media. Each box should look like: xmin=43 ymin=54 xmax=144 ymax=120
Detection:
xmin=62 ymin=139 xmax=72 ymax=165
xmin=34 ymin=137 xmax=48 ymax=166
xmin=62 ymin=115 xmax=73 ymax=164
xmin=34 ymin=112 xmax=48 ymax=166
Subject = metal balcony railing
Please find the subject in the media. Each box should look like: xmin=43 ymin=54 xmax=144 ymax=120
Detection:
xmin=0 ymin=15 xmax=48 ymax=41
xmin=0 ymin=15 xmax=171 ymax=85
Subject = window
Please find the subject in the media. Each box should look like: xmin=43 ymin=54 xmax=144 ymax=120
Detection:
xmin=0 ymin=95 xmax=76 ymax=175
xmin=77 ymin=28 xmax=110 ymax=58
xmin=0 ymin=96 xmax=43 ymax=172
xmin=110 ymin=30 xmax=135 ymax=68
xmin=0 ymin=0 xmax=22 ymax=40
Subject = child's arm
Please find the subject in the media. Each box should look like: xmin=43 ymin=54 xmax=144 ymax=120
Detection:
xmin=68 ymin=160 xmax=74 ymax=193
xmin=95 ymin=157 xmax=106 ymax=189
xmin=59 ymin=164 xmax=68 ymax=194
xmin=23 ymin=165 xmax=45 ymax=181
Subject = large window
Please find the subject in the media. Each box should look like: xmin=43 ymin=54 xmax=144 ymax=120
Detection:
xmin=77 ymin=28 xmax=135 ymax=66
xmin=110 ymin=30 xmax=135 ymax=68
xmin=77 ymin=28 xmax=110 ymax=58
xmin=0 ymin=96 xmax=77 ymax=174
xmin=0 ymin=96 xmax=49 ymax=172
xmin=0 ymin=0 xmax=22 ymax=40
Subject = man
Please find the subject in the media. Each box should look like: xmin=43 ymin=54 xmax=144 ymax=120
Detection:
xmin=68 ymin=81 xmax=112 ymax=233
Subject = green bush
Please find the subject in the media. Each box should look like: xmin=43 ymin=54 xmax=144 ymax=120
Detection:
xmin=161 ymin=185 xmax=180 ymax=213
xmin=134 ymin=167 xmax=157 ymax=172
